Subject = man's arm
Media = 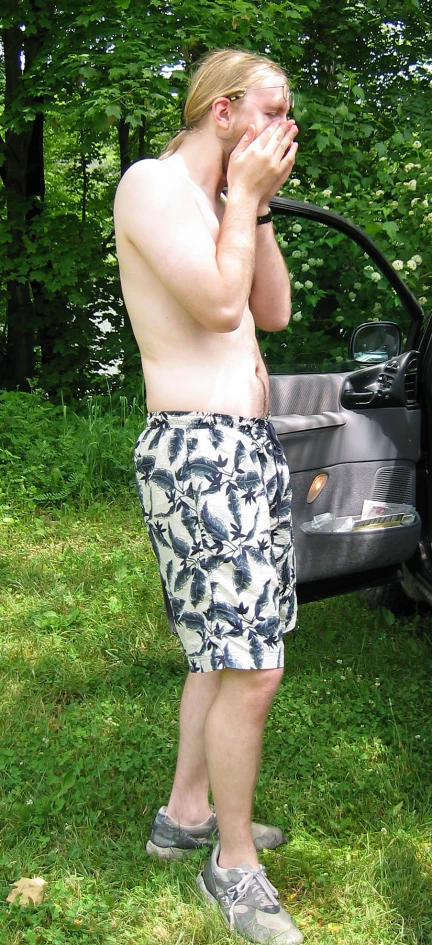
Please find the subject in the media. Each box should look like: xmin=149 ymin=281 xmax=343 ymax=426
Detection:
xmin=248 ymin=118 xmax=298 ymax=332
xmin=249 ymin=212 xmax=291 ymax=332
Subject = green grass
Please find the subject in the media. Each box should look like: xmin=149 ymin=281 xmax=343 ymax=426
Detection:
xmin=1 ymin=498 xmax=431 ymax=944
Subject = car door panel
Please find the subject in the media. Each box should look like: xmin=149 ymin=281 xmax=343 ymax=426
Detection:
xmin=270 ymin=371 xmax=421 ymax=470
xmin=273 ymin=406 xmax=420 ymax=469
xmin=269 ymin=372 xmax=421 ymax=585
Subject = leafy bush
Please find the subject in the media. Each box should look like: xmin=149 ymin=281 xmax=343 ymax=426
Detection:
xmin=0 ymin=390 xmax=145 ymax=508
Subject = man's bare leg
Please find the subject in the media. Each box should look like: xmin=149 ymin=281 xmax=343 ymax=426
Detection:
xmin=205 ymin=667 xmax=284 ymax=869
xmin=166 ymin=670 xmax=221 ymax=825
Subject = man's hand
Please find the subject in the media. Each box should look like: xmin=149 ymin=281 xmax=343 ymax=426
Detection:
xmin=227 ymin=119 xmax=298 ymax=208
xmin=258 ymin=119 xmax=298 ymax=208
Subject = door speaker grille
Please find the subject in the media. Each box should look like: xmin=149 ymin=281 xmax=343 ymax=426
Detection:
xmin=372 ymin=466 xmax=414 ymax=504
xmin=404 ymin=356 xmax=418 ymax=405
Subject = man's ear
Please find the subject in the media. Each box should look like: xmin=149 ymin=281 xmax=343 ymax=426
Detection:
xmin=211 ymin=97 xmax=233 ymax=131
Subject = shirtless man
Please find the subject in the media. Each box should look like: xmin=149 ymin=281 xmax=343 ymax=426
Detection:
xmin=114 ymin=48 xmax=302 ymax=944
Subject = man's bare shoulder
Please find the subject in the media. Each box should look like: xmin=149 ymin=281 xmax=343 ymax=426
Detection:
xmin=117 ymin=157 xmax=167 ymax=188
xmin=115 ymin=158 xmax=192 ymax=217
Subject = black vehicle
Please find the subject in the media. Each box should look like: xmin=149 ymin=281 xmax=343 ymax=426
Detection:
xmin=268 ymin=196 xmax=432 ymax=609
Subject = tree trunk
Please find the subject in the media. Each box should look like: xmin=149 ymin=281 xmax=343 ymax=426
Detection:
xmin=1 ymin=20 xmax=45 ymax=391
xmin=138 ymin=116 xmax=146 ymax=160
xmin=119 ymin=118 xmax=131 ymax=176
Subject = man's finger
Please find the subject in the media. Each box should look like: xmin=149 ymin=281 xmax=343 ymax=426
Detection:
xmin=271 ymin=129 xmax=298 ymax=162
xmin=233 ymin=123 xmax=256 ymax=155
xmin=280 ymin=141 xmax=299 ymax=170
xmin=259 ymin=121 xmax=295 ymax=154
xmin=249 ymin=120 xmax=286 ymax=150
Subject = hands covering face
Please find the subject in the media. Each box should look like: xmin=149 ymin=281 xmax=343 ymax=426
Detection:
xmin=227 ymin=119 xmax=299 ymax=204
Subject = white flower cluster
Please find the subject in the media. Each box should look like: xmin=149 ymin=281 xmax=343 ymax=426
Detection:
xmin=412 ymin=140 xmax=421 ymax=149
xmin=364 ymin=265 xmax=382 ymax=281
xmin=404 ymin=179 xmax=417 ymax=191
xmin=399 ymin=254 xmax=423 ymax=272
xmin=392 ymin=259 xmax=404 ymax=271
xmin=292 ymin=312 xmax=302 ymax=322
xmin=322 ymin=188 xmax=332 ymax=198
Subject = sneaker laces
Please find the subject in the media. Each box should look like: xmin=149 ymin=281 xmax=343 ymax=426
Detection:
xmin=227 ymin=868 xmax=279 ymax=932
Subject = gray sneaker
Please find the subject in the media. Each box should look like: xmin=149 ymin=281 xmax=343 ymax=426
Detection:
xmin=146 ymin=807 xmax=217 ymax=860
xmin=197 ymin=842 xmax=303 ymax=944
xmin=146 ymin=807 xmax=286 ymax=861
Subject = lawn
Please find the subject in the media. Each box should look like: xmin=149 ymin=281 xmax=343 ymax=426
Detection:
xmin=0 ymin=497 xmax=431 ymax=944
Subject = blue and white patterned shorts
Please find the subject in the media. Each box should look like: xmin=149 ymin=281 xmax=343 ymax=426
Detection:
xmin=134 ymin=412 xmax=297 ymax=672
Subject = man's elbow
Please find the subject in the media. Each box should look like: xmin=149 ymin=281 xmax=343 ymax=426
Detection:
xmin=253 ymin=306 xmax=291 ymax=332
xmin=219 ymin=307 xmax=243 ymax=332
xmin=208 ymin=298 xmax=244 ymax=332
xmin=272 ymin=292 xmax=292 ymax=330
xmin=192 ymin=302 xmax=243 ymax=333
xmin=271 ymin=310 xmax=291 ymax=332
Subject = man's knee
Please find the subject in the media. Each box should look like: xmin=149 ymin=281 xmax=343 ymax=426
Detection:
xmin=220 ymin=666 xmax=283 ymax=714
xmin=252 ymin=666 xmax=284 ymax=705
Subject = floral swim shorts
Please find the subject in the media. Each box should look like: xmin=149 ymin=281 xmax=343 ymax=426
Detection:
xmin=134 ymin=412 xmax=297 ymax=672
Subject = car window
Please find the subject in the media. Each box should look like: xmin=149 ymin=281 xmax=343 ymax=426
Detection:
xmin=260 ymin=215 xmax=413 ymax=374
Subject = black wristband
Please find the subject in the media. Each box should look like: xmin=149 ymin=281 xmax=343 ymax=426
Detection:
xmin=257 ymin=210 xmax=273 ymax=226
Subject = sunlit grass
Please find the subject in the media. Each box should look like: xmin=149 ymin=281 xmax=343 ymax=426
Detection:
xmin=1 ymin=499 xmax=431 ymax=944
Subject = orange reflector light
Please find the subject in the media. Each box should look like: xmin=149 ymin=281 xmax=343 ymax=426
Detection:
xmin=307 ymin=473 xmax=329 ymax=503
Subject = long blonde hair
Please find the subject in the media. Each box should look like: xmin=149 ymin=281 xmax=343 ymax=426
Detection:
xmin=160 ymin=48 xmax=288 ymax=158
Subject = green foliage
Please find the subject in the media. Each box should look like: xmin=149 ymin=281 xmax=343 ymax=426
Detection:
xmin=0 ymin=390 xmax=145 ymax=508
xmin=261 ymin=66 xmax=432 ymax=367
xmin=1 ymin=1 xmax=432 ymax=395
xmin=260 ymin=201 xmax=419 ymax=369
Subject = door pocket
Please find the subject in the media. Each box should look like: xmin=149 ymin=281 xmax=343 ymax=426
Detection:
xmin=296 ymin=514 xmax=421 ymax=583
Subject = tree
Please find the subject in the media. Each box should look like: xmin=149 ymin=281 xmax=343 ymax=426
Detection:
xmin=1 ymin=6 xmax=47 ymax=388
xmin=0 ymin=0 xmax=431 ymax=398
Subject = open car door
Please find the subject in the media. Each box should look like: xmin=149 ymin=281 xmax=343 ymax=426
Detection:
xmin=268 ymin=198 xmax=425 ymax=604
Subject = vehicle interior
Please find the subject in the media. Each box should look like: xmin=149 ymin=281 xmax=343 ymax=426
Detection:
xmin=268 ymin=198 xmax=425 ymax=603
